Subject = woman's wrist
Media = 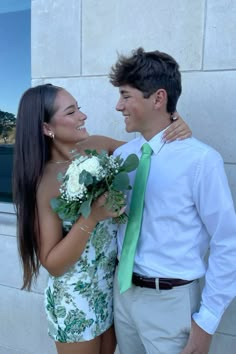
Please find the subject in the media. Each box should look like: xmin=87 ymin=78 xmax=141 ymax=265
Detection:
xmin=75 ymin=216 xmax=98 ymax=234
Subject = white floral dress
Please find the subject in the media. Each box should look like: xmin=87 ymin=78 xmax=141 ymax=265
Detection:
xmin=44 ymin=220 xmax=117 ymax=343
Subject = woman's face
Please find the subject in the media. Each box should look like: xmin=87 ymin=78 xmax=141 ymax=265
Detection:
xmin=48 ymin=89 xmax=89 ymax=144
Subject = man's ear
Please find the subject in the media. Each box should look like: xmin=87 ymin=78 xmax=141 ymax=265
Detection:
xmin=153 ymin=89 xmax=167 ymax=109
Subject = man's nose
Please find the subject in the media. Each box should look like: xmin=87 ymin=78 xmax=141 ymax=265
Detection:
xmin=116 ymin=99 xmax=124 ymax=111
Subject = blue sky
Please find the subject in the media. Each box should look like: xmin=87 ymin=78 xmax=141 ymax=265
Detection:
xmin=0 ymin=1 xmax=30 ymax=115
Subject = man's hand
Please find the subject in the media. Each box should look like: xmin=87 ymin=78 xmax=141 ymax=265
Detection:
xmin=181 ymin=320 xmax=212 ymax=354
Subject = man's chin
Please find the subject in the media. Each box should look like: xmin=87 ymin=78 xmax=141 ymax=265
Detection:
xmin=125 ymin=125 xmax=134 ymax=133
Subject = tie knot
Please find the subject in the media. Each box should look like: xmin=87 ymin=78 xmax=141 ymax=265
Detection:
xmin=142 ymin=143 xmax=152 ymax=156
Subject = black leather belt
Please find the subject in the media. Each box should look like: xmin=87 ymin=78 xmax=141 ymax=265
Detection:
xmin=132 ymin=272 xmax=193 ymax=290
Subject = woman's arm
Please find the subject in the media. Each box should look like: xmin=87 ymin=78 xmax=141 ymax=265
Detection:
xmin=162 ymin=114 xmax=192 ymax=143
xmin=86 ymin=135 xmax=125 ymax=154
xmin=37 ymin=184 xmax=123 ymax=277
xmin=87 ymin=115 xmax=192 ymax=154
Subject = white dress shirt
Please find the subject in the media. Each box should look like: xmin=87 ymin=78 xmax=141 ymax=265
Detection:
xmin=114 ymin=131 xmax=236 ymax=334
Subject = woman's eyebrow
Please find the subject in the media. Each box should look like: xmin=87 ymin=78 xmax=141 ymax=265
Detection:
xmin=63 ymin=103 xmax=77 ymax=112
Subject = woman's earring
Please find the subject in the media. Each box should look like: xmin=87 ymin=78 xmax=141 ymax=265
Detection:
xmin=49 ymin=131 xmax=55 ymax=139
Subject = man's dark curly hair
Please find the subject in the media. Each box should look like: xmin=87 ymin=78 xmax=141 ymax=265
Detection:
xmin=109 ymin=47 xmax=182 ymax=113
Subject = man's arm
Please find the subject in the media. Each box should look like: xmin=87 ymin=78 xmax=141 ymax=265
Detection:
xmin=182 ymin=149 xmax=236 ymax=353
xmin=181 ymin=320 xmax=212 ymax=354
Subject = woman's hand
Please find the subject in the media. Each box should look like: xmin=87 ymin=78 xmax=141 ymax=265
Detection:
xmin=90 ymin=192 xmax=126 ymax=223
xmin=162 ymin=113 xmax=192 ymax=143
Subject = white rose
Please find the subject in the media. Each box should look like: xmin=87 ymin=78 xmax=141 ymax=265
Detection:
xmin=65 ymin=160 xmax=87 ymax=199
xmin=78 ymin=156 xmax=103 ymax=179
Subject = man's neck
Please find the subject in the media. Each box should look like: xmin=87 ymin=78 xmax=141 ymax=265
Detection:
xmin=142 ymin=113 xmax=172 ymax=141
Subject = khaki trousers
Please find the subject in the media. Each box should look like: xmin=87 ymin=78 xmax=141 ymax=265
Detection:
xmin=114 ymin=269 xmax=201 ymax=354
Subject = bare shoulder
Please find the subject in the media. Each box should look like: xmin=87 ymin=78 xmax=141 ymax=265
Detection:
xmin=37 ymin=164 xmax=62 ymax=209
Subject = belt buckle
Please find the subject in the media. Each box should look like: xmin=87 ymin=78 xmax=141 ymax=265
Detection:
xmin=155 ymin=278 xmax=161 ymax=293
xmin=156 ymin=278 xmax=173 ymax=290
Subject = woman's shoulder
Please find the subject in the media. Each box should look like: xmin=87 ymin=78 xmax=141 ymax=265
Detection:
xmin=37 ymin=163 xmax=62 ymax=203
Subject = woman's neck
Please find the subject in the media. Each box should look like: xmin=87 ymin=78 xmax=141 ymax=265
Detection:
xmin=50 ymin=144 xmax=76 ymax=163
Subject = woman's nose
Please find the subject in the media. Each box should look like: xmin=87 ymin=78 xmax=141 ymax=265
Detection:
xmin=79 ymin=111 xmax=87 ymax=121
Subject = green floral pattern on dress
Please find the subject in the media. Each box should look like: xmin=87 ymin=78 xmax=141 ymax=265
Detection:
xmin=44 ymin=220 xmax=117 ymax=343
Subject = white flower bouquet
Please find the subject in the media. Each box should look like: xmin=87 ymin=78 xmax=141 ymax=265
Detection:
xmin=50 ymin=149 xmax=139 ymax=224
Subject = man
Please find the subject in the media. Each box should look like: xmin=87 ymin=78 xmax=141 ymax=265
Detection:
xmin=109 ymin=48 xmax=236 ymax=354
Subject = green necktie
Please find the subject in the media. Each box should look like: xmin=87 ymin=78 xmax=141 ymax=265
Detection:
xmin=118 ymin=143 xmax=153 ymax=293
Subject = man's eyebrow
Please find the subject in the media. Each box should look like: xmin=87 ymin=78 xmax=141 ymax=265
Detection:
xmin=120 ymin=89 xmax=130 ymax=95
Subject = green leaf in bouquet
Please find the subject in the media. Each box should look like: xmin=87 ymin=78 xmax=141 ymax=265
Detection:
xmin=79 ymin=200 xmax=92 ymax=218
xmin=84 ymin=149 xmax=99 ymax=156
xmin=79 ymin=170 xmax=94 ymax=186
xmin=50 ymin=197 xmax=60 ymax=212
xmin=112 ymin=172 xmax=130 ymax=191
xmin=106 ymin=189 xmax=126 ymax=211
xmin=50 ymin=197 xmax=76 ymax=223
xmin=51 ymin=201 xmax=67 ymax=221
xmin=100 ymin=149 xmax=108 ymax=157
xmin=93 ymin=186 xmax=106 ymax=199
xmin=122 ymin=153 xmax=139 ymax=172
xmin=112 ymin=212 xmax=128 ymax=225
xmin=57 ymin=172 xmax=65 ymax=183
xmin=104 ymin=189 xmax=128 ymax=225
xmin=66 ymin=201 xmax=81 ymax=223
xmin=50 ymin=197 xmax=66 ymax=214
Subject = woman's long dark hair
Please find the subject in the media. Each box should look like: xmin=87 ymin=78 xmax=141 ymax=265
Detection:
xmin=13 ymin=84 xmax=62 ymax=290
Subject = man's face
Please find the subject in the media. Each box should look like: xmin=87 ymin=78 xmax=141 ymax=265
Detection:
xmin=116 ymin=85 xmax=154 ymax=134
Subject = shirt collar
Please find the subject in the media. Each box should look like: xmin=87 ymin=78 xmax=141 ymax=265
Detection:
xmin=138 ymin=125 xmax=170 ymax=155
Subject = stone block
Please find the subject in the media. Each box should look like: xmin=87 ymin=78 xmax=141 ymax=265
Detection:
xmin=0 ymin=347 xmax=25 ymax=354
xmin=225 ymin=164 xmax=236 ymax=207
xmin=31 ymin=0 xmax=81 ymax=78
xmin=82 ymin=0 xmax=205 ymax=74
xmin=0 ymin=213 xmax=16 ymax=237
xmin=31 ymin=78 xmax=45 ymax=87
xmin=204 ymin=0 xmax=236 ymax=69
xmin=0 ymin=286 xmax=56 ymax=354
xmin=179 ymin=71 xmax=236 ymax=163
xmin=209 ymin=332 xmax=236 ymax=354
xmin=216 ymin=298 xmax=236 ymax=336
xmin=0 ymin=233 xmax=49 ymax=293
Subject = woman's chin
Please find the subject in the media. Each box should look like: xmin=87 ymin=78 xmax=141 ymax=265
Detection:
xmin=76 ymin=131 xmax=89 ymax=143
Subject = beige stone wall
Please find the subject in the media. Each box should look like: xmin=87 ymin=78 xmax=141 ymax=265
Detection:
xmin=0 ymin=0 xmax=235 ymax=353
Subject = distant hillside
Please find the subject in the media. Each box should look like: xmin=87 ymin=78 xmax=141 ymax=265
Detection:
xmin=0 ymin=109 xmax=16 ymax=144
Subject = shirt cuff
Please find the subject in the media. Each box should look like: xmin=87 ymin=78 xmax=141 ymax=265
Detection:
xmin=192 ymin=305 xmax=221 ymax=335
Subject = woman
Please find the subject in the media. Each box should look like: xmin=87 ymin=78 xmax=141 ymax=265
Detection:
xmin=13 ymin=84 xmax=191 ymax=354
